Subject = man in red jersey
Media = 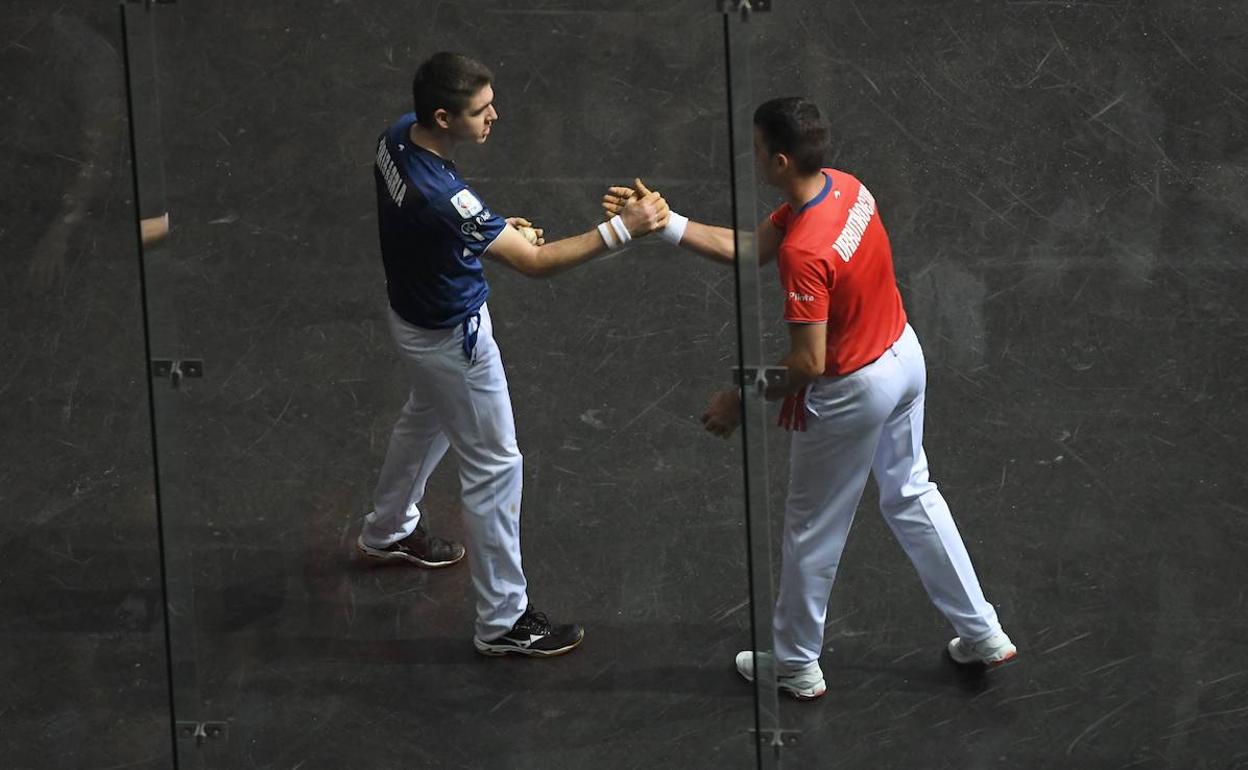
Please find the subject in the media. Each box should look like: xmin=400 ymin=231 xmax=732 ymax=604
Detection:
xmin=603 ymin=97 xmax=1015 ymax=700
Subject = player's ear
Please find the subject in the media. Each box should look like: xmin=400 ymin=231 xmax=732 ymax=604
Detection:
xmin=433 ymin=108 xmax=451 ymax=130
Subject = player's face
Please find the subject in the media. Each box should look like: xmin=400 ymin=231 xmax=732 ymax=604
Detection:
xmin=450 ymin=84 xmax=498 ymax=144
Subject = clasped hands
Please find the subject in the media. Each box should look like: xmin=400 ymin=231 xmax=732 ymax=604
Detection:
xmin=599 ymin=177 xmax=670 ymax=243
xmin=506 ymin=178 xmax=669 ymax=247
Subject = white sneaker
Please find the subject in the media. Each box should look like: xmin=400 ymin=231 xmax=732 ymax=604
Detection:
xmin=734 ymin=651 xmax=827 ymax=701
xmin=947 ymin=630 xmax=1018 ymax=668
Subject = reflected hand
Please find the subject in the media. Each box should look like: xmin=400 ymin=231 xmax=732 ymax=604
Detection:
xmin=140 ymin=212 xmax=170 ymax=247
xmin=27 ymin=220 xmax=71 ymax=291
xmin=701 ymin=388 xmax=741 ymax=439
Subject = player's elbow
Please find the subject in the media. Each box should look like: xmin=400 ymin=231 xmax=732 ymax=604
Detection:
xmin=518 ymin=254 xmax=549 ymax=278
xmin=513 ymin=260 xmax=542 ymax=278
xmin=795 ymin=352 xmax=825 ymax=382
xmin=522 ymin=244 xmax=564 ymax=278
xmin=498 ymin=244 xmax=546 ymax=278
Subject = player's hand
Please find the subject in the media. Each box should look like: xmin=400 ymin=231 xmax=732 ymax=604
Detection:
xmin=701 ymin=388 xmax=742 ymax=439
xmin=619 ymin=179 xmax=670 ymax=237
xmin=602 ymin=178 xmax=671 ymax=221
xmin=140 ymin=212 xmax=171 ymax=247
xmin=506 ymin=216 xmax=545 ymax=246
xmin=628 ymin=179 xmax=670 ymax=230
xmin=601 ymin=185 xmax=637 ymax=220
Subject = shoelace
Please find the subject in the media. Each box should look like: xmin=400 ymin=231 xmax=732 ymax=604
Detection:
xmin=518 ymin=609 xmax=552 ymax=636
xmin=410 ymin=526 xmax=455 ymax=553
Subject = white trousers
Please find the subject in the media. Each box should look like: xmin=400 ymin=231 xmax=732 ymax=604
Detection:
xmin=363 ymin=304 xmax=527 ymax=640
xmin=773 ymin=324 xmax=1001 ymax=669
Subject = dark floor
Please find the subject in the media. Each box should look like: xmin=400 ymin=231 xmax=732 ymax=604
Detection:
xmin=2 ymin=1 xmax=1247 ymax=768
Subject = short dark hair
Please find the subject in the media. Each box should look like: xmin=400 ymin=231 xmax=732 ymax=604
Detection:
xmin=411 ymin=52 xmax=494 ymax=125
xmin=752 ymin=97 xmax=828 ymax=174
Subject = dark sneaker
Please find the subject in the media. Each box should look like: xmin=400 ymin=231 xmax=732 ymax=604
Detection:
xmin=356 ymin=525 xmax=465 ymax=569
xmin=473 ymin=606 xmax=584 ymax=658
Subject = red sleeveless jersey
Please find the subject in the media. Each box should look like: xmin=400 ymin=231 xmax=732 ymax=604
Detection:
xmin=770 ymin=169 xmax=907 ymax=376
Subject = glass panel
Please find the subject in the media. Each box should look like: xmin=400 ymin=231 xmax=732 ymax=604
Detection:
xmin=137 ymin=1 xmax=760 ymax=766
xmin=0 ymin=3 xmax=173 ymax=768
xmin=121 ymin=2 xmax=203 ymax=767
xmin=7 ymin=1 xmax=1246 ymax=768
xmin=721 ymin=4 xmax=785 ymax=768
xmin=729 ymin=2 xmax=1248 ymax=769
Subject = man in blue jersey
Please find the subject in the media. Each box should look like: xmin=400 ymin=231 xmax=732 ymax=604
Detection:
xmin=358 ymin=52 xmax=669 ymax=658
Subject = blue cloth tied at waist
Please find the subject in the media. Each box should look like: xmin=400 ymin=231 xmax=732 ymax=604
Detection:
xmin=461 ymin=311 xmax=481 ymax=363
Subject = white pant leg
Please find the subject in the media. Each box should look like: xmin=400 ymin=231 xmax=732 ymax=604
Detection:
xmin=871 ymin=325 xmax=1000 ymax=642
xmin=773 ymin=361 xmax=895 ymax=670
xmin=370 ymin=304 xmax=528 ymax=640
xmin=364 ymin=388 xmax=451 ymax=547
xmin=445 ymin=307 xmax=528 ymax=640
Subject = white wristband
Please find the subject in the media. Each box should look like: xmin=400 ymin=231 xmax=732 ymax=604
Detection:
xmin=609 ymin=214 xmax=632 ymax=246
xmin=597 ymin=221 xmax=619 ymax=250
xmin=660 ymin=212 xmax=688 ymax=245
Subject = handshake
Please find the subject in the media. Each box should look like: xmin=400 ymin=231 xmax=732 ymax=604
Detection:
xmin=505 ymin=177 xmax=679 ymax=250
xmin=596 ymin=178 xmax=689 ymax=249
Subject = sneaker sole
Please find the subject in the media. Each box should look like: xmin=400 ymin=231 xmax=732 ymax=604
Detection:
xmin=473 ymin=629 xmax=584 ymax=658
xmin=355 ymin=538 xmax=465 ymax=569
xmin=736 ymin=665 xmax=827 ymax=701
xmin=784 ymin=686 xmax=827 ymax=702
xmin=947 ymin=648 xmax=1019 ymax=669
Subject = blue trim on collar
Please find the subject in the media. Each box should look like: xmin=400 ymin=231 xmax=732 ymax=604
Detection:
xmin=797 ymin=171 xmax=832 ymax=214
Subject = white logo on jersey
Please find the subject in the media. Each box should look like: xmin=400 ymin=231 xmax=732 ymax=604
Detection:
xmin=831 ymin=185 xmax=876 ymax=263
xmin=451 ymin=189 xmax=484 ymax=219
xmin=461 ymin=221 xmax=485 ymax=242
xmin=375 ymin=137 xmax=407 ymax=207
xmin=788 ymin=291 xmax=815 ymax=303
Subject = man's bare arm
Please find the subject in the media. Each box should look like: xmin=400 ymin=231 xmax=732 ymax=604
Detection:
xmin=766 ymin=322 xmax=827 ymax=400
xmin=485 ymin=192 xmax=669 ymax=278
xmin=601 ymin=181 xmax=780 ymax=265
xmin=678 ymin=217 xmax=781 ymax=266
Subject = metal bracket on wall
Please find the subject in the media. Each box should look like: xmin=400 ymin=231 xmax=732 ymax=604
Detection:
xmin=718 ymin=0 xmax=771 ymax=13
xmin=176 ymin=721 xmax=228 ymax=745
xmin=751 ymin=728 xmax=801 ymax=748
xmin=152 ymin=359 xmax=203 ymax=389
xmin=733 ymin=365 xmax=788 ymax=394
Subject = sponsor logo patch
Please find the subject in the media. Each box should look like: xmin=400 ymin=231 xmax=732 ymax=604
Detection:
xmin=451 ymin=189 xmax=483 ymax=219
